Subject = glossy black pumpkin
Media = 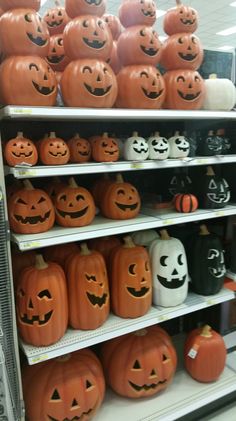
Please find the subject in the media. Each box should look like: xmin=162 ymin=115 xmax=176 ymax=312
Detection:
xmin=168 ymin=172 xmax=192 ymax=198
xmin=201 ymin=166 xmax=230 ymax=209
xmin=197 ymin=130 xmax=222 ymax=156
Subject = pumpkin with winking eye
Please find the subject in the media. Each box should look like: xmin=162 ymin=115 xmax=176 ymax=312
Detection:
xmin=92 ymin=132 xmax=119 ymax=162
xmin=68 ymin=133 xmax=91 ymax=163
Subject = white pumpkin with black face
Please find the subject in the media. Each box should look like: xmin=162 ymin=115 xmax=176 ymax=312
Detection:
xmin=149 ymin=230 xmax=188 ymax=307
xmin=168 ymin=131 xmax=190 ymax=158
xmin=124 ymin=131 xmax=149 ymax=161
xmin=148 ymin=131 xmax=169 ymax=160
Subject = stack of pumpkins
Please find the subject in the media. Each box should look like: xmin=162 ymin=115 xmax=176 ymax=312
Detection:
xmin=161 ymin=0 xmax=205 ymax=110
xmin=116 ymin=0 xmax=166 ymax=109
xmin=102 ymin=13 xmax=122 ymax=75
xmin=0 ymin=0 xmax=58 ymax=106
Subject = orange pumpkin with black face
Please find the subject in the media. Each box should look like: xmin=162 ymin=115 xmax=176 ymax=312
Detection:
xmin=102 ymin=13 xmax=122 ymax=40
xmin=46 ymin=35 xmax=70 ymax=72
xmin=0 ymin=0 xmax=40 ymax=11
xmin=0 ymin=9 xmax=49 ymax=57
xmin=164 ymin=69 xmax=205 ymax=110
xmin=0 ymin=56 xmax=57 ymax=106
xmin=39 ymin=132 xmax=70 ymax=165
xmin=64 ymin=15 xmax=112 ymax=61
xmin=164 ymin=0 xmax=198 ymax=36
xmin=43 ymin=6 xmax=70 ymax=35
xmin=161 ymin=33 xmax=203 ymax=70
xmin=61 ymin=59 xmax=117 ymax=108
xmin=116 ymin=65 xmax=166 ymax=109
xmin=119 ymin=0 xmax=156 ymax=28
xmin=92 ymin=132 xmax=119 ymax=162
xmin=55 ymin=177 xmax=96 ymax=228
xmin=4 ymin=131 xmax=38 ymax=167
xmin=65 ymin=0 xmax=106 ymax=18
xmin=68 ymin=133 xmax=91 ymax=163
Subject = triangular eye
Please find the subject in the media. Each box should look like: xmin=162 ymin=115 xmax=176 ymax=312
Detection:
xmin=209 ymin=179 xmax=217 ymax=189
xmin=133 ymin=360 xmax=141 ymax=369
xmin=162 ymin=354 xmax=168 ymax=362
xmin=86 ymin=380 xmax=93 ymax=389
xmin=51 ymin=389 xmax=61 ymax=400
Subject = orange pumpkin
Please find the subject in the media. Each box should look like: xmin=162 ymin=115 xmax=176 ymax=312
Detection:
xmin=184 ymin=325 xmax=226 ymax=382
xmin=161 ymin=33 xmax=203 ymax=71
xmin=174 ymin=193 xmax=198 ymax=213
xmin=43 ymin=242 xmax=80 ymax=269
xmin=67 ymin=243 xmax=110 ymax=330
xmin=107 ymin=41 xmax=121 ymax=75
xmin=16 ymin=254 xmax=68 ymax=346
xmin=61 ymin=59 xmax=117 ymax=108
xmin=44 ymin=176 xmax=67 ymax=202
xmin=65 ymin=0 xmax=106 ymax=18
xmin=4 ymin=131 xmax=38 ymax=167
xmin=116 ymin=65 xmax=166 ymax=109
xmin=163 ymin=69 xmax=205 ymax=110
xmin=54 ymin=177 xmax=96 ymax=227
xmin=39 ymin=132 xmax=70 ymax=165
xmin=0 ymin=56 xmax=57 ymax=106
xmin=68 ymin=133 xmax=91 ymax=163
xmin=46 ymin=34 xmax=70 ymax=72
xmin=43 ymin=5 xmax=70 ymax=36
xmin=0 ymin=9 xmax=49 ymax=57
xmin=8 ymin=179 xmax=55 ymax=234
xmin=89 ymin=235 xmax=121 ymax=264
xmin=102 ymin=13 xmax=122 ymax=40
xmin=91 ymin=174 xmax=113 ymax=207
xmin=92 ymin=132 xmax=119 ymax=162
xmin=101 ymin=326 xmax=177 ymax=398
xmin=119 ymin=0 xmax=156 ymax=28
xmin=0 ymin=0 xmax=40 ymax=11
xmin=11 ymin=247 xmax=36 ymax=287
xmin=164 ymin=0 xmax=198 ymax=36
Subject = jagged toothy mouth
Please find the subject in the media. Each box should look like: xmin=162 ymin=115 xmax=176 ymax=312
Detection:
xmin=48 ymin=407 xmax=93 ymax=421
xmin=84 ymin=83 xmax=111 ymax=96
xmin=86 ymin=292 xmax=108 ymax=307
xmin=142 ymin=87 xmax=163 ymax=99
xmin=32 ymin=81 xmax=55 ymax=96
xmin=47 ymin=19 xmax=63 ymax=27
xmin=133 ymin=147 xmax=148 ymax=154
xmin=12 ymin=151 xmax=33 ymax=157
xmin=27 ymin=33 xmax=48 ymax=46
xmin=129 ymin=379 xmax=167 ymax=392
xmin=14 ymin=211 xmax=51 ymax=224
xmin=20 ymin=310 xmax=53 ymax=325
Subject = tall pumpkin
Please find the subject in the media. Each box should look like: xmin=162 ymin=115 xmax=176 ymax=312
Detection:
xmin=200 ymin=166 xmax=230 ymax=209
xmin=163 ymin=0 xmax=198 ymax=36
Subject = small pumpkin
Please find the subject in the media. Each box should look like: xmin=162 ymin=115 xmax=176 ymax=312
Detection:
xmin=131 ymin=229 xmax=159 ymax=247
xmin=102 ymin=13 xmax=122 ymax=40
xmin=89 ymin=235 xmax=121 ymax=264
xmin=174 ymin=193 xmax=198 ymax=213
xmin=163 ymin=0 xmax=198 ymax=36
xmin=119 ymin=0 xmax=156 ymax=28
xmin=201 ymin=166 xmax=230 ymax=209
xmin=148 ymin=131 xmax=169 ymax=160
xmin=124 ymin=131 xmax=149 ymax=161
xmin=68 ymin=133 xmax=91 ymax=163
xmin=39 ymin=132 xmax=70 ymax=165
xmin=184 ymin=325 xmax=226 ymax=382
xmin=43 ymin=242 xmax=80 ymax=270
xmin=65 ymin=0 xmax=106 ymax=18
xmin=46 ymin=34 xmax=70 ymax=72
xmin=203 ymin=73 xmax=236 ymax=111
xmin=92 ymin=132 xmax=119 ymax=162
xmin=168 ymin=131 xmax=190 ymax=158
xmin=4 ymin=131 xmax=38 ymax=167
xmin=43 ymin=3 xmax=70 ymax=36
xmin=91 ymin=174 xmax=113 ymax=207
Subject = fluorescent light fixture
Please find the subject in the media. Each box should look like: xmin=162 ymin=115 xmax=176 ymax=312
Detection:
xmin=159 ymin=36 xmax=168 ymax=42
xmin=217 ymin=26 xmax=236 ymax=36
xmin=230 ymin=1 xmax=236 ymax=7
xmin=156 ymin=10 xmax=166 ymax=18
xmin=41 ymin=0 xmax=48 ymax=5
xmin=217 ymin=45 xmax=234 ymax=51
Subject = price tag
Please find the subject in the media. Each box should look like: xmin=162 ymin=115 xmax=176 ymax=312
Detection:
xmin=196 ymin=159 xmax=206 ymax=165
xmin=130 ymin=162 xmax=144 ymax=169
xmin=31 ymin=354 xmax=48 ymax=364
xmin=13 ymin=108 xmax=32 ymax=115
xmin=158 ymin=314 xmax=169 ymax=322
xmin=17 ymin=169 xmax=37 ymax=177
xmin=21 ymin=241 xmax=41 ymax=250
xmin=188 ymin=345 xmax=199 ymax=359
xmin=215 ymin=211 xmax=225 ymax=217
xmin=163 ymin=219 xmax=174 ymax=225
xmin=206 ymin=299 xmax=215 ymax=306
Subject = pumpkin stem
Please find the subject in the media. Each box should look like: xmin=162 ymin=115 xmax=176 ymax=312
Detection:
xmin=68 ymin=177 xmax=78 ymax=188
xmin=134 ymin=329 xmax=147 ymax=337
xmin=206 ymin=166 xmax=215 ymax=176
xmin=154 ymin=131 xmax=160 ymax=137
xmin=123 ymin=236 xmax=135 ymax=248
xmin=49 ymin=132 xmax=56 ymax=138
xmin=35 ymin=254 xmax=48 ymax=270
xmin=80 ymin=242 xmax=91 ymax=255
xmin=17 ymin=131 xmax=24 ymax=138
xmin=174 ymin=130 xmax=180 ymax=136
xmin=176 ymin=0 xmax=182 ymax=5
xmin=208 ymin=130 xmax=214 ymax=136
xmin=132 ymin=131 xmax=138 ymax=137
xmin=23 ymin=179 xmax=34 ymax=190
xmin=199 ymin=224 xmax=210 ymax=236
xmin=209 ymin=74 xmax=217 ymax=79
xmin=160 ymin=229 xmax=170 ymax=240
xmin=200 ymin=325 xmax=212 ymax=338
xmin=73 ymin=133 xmax=80 ymax=138
xmin=116 ymin=173 xmax=124 ymax=183
xmin=102 ymin=132 xmax=108 ymax=138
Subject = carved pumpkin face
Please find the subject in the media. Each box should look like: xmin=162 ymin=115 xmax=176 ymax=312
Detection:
xmin=65 ymin=0 xmax=106 ymax=19
xmin=92 ymin=133 xmax=119 ymax=162
xmin=0 ymin=9 xmax=49 ymax=57
xmin=39 ymin=133 xmax=70 ymax=165
xmin=68 ymin=134 xmax=91 ymax=163
xmin=168 ymin=132 xmax=190 ymax=158
xmin=102 ymin=13 xmax=122 ymax=40
xmin=161 ymin=33 xmax=203 ymax=71
xmin=164 ymin=70 xmax=205 ymax=110
xmin=124 ymin=132 xmax=149 ymax=161
xmin=46 ymin=35 xmax=70 ymax=72
xmin=203 ymin=176 xmax=230 ymax=209
xmin=116 ymin=65 xmax=166 ymax=109
xmin=148 ymin=133 xmax=169 ymax=160
xmin=4 ymin=132 xmax=38 ymax=166
xmin=164 ymin=4 xmax=198 ymax=36
xmin=44 ymin=6 xmax=70 ymax=35
xmin=119 ymin=0 xmax=156 ymax=28
xmin=61 ymin=59 xmax=117 ymax=108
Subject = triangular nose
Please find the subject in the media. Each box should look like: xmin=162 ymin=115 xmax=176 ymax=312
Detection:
xmin=71 ymin=398 xmax=78 ymax=407
xmin=97 ymin=75 xmax=101 ymax=82
xmin=172 ymin=269 xmax=178 ymax=275
xmin=150 ymin=369 xmax=156 ymax=376
xmin=28 ymin=299 xmax=33 ymax=309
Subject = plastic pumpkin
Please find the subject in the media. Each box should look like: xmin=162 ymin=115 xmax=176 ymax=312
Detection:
xmin=174 ymin=193 xmax=198 ymax=213
xmin=168 ymin=131 xmax=190 ymax=158
xmin=102 ymin=13 xmax=122 ymax=40
xmin=43 ymin=4 xmax=70 ymax=36
xmin=46 ymin=34 xmax=70 ymax=72
xmin=0 ymin=0 xmax=40 ymax=11
xmin=119 ymin=0 xmax=156 ymax=28
xmin=201 ymin=166 xmax=230 ymax=209
xmin=4 ymin=132 xmax=38 ymax=167
xmin=124 ymin=131 xmax=149 ymax=161
xmin=203 ymin=74 xmax=236 ymax=111
xmin=89 ymin=235 xmax=121 ymax=264
xmin=0 ymin=56 xmax=57 ymax=106
xmin=39 ymin=132 xmax=70 ymax=165
xmin=68 ymin=133 xmax=91 ymax=163
xmin=163 ymin=0 xmax=198 ymax=36
xmin=16 ymin=254 xmax=68 ymax=346
xmin=107 ymin=41 xmax=121 ymax=74
xmin=92 ymin=132 xmax=119 ymax=162
xmin=148 ymin=132 xmax=169 ymax=160
xmin=65 ymin=0 xmax=106 ymax=18
xmin=43 ymin=242 xmax=80 ymax=270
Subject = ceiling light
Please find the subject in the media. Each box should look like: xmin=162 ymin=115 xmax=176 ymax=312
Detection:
xmin=156 ymin=10 xmax=166 ymax=18
xmin=217 ymin=26 xmax=236 ymax=36
xmin=230 ymin=1 xmax=236 ymax=7
xmin=41 ymin=0 xmax=48 ymax=5
xmin=159 ymin=36 xmax=168 ymax=42
xmin=217 ymin=45 xmax=234 ymax=51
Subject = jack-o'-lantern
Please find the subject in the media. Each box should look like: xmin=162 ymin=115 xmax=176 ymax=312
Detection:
xmin=110 ymin=236 xmax=152 ymax=318
xmin=149 ymin=229 xmax=188 ymax=307
xmin=67 ymin=243 xmax=110 ymax=330
xmin=197 ymin=130 xmax=222 ymax=156
xmin=39 ymin=132 xmax=70 ymax=165
xmin=106 ymin=41 xmax=121 ymax=75
xmin=54 ymin=177 xmax=95 ymax=227
xmin=124 ymin=131 xmax=149 ymax=161
xmin=200 ymin=166 xmax=230 ymax=209
xmin=43 ymin=4 xmax=70 ymax=36
xmin=8 ymin=180 xmax=55 ymax=234
xmin=89 ymin=235 xmax=121 ymax=264
xmin=4 ymin=132 xmax=38 ymax=167
xmin=92 ymin=132 xmax=119 ymax=162
xmin=23 ymin=349 xmax=105 ymax=421
xmin=119 ymin=0 xmax=156 ymax=28
xmin=65 ymin=0 xmax=106 ymax=18
xmin=148 ymin=132 xmax=169 ymax=160
xmin=117 ymin=26 xmax=162 ymax=66
xmin=0 ymin=56 xmax=57 ymax=106
xmin=102 ymin=13 xmax=122 ymax=40
xmin=16 ymin=254 xmax=68 ymax=346
xmin=101 ymin=326 xmax=177 ymax=398
xmin=91 ymin=174 xmax=113 ymax=207
xmin=168 ymin=172 xmax=192 ymax=197
xmin=163 ymin=69 xmax=205 ymax=110
xmin=46 ymin=35 xmax=70 ymax=72
xmin=116 ymin=65 xmax=166 ymax=109
xmin=0 ymin=9 xmax=49 ymax=57
xmin=64 ymin=15 xmax=112 ymax=61
xmin=68 ymin=133 xmax=91 ymax=163
xmin=100 ymin=174 xmax=141 ymax=220
xmin=61 ymin=59 xmax=117 ymax=108
xmin=161 ymin=33 xmax=203 ymax=71
xmin=164 ymin=0 xmax=198 ymax=36
xmin=168 ymin=131 xmax=190 ymax=158
xmin=0 ymin=0 xmax=40 ymax=11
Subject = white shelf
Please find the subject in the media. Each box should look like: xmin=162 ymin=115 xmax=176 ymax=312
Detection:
xmin=5 ymin=155 xmax=236 ymax=179
xmin=11 ymin=205 xmax=236 ymax=251
xmin=20 ymin=288 xmax=234 ymax=365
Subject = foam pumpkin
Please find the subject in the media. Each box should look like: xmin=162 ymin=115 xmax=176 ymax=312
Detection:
xmin=54 ymin=177 xmax=95 ymax=227
xmin=117 ymin=26 xmax=162 ymax=66
xmin=124 ymin=131 xmax=149 ymax=161
xmin=23 ymin=349 xmax=105 ymax=421
xmin=46 ymin=34 xmax=70 ymax=72
xmin=65 ymin=0 xmax=106 ymax=18
xmin=92 ymin=132 xmax=119 ymax=162
xmin=67 ymin=243 xmax=110 ymax=330
xmin=149 ymin=229 xmax=188 ymax=307
xmin=201 ymin=166 xmax=230 ymax=209
xmin=203 ymin=73 xmax=236 ymax=111
xmin=168 ymin=131 xmax=190 ymax=158
xmin=148 ymin=132 xmax=169 ymax=160
xmin=102 ymin=13 xmax=122 ymax=40
xmin=89 ymin=235 xmax=121 ymax=264
xmin=0 ymin=56 xmax=57 ymax=106
xmin=0 ymin=9 xmax=49 ymax=57
xmin=163 ymin=0 xmax=198 ymax=36
xmin=61 ymin=59 xmax=117 ymax=108
xmin=43 ymin=3 xmax=70 ymax=36
xmin=174 ymin=193 xmax=198 ymax=213
xmin=39 ymin=132 xmax=70 ymax=165
xmin=101 ymin=326 xmax=177 ymax=398
xmin=8 ymin=180 xmax=55 ymax=234
xmin=43 ymin=242 xmax=80 ymax=270
xmin=116 ymin=65 xmax=166 ymax=109
xmin=107 ymin=41 xmax=121 ymax=75
xmin=0 ymin=0 xmax=40 ymax=11
xmin=119 ymin=0 xmax=156 ymax=28
xmin=4 ymin=132 xmax=38 ymax=167
xmin=68 ymin=133 xmax=91 ymax=163
xmin=163 ymin=69 xmax=205 ymax=110
xmin=16 ymin=254 xmax=68 ymax=346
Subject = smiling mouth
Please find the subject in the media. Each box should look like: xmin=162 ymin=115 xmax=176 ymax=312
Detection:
xmin=140 ymin=45 xmax=158 ymax=56
xmin=87 ymin=292 xmax=108 ymax=307
xmin=48 ymin=408 xmax=93 ymax=421
xmin=142 ymin=87 xmax=163 ymax=99
xmin=157 ymin=274 xmax=186 ymax=289
xmin=47 ymin=19 xmax=63 ymax=27
xmin=84 ymin=83 xmax=111 ymax=96
xmin=104 ymin=150 xmax=118 ymax=155
xmin=85 ymin=0 xmax=102 ymax=4
xmin=79 ymin=151 xmax=89 ymax=156
xmin=49 ymin=150 xmax=68 ymax=157
xmin=207 ymin=192 xmax=230 ymax=204
xmin=209 ymin=266 xmax=226 ymax=278
xmin=129 ymin=379 xmax=167 ymax=392
xmin=32 ymin=81 xmax=55 ymax=96
xmin=56 ymin=207 xmax=88 ymax=219
xmin=14 ymin=211 xmax=51 ymax=224
xmin=83 ymin=38 xmax=106 ymax=49
xmin=27 ymin=33 xmax=48 ymax=46
xmin=127 ymin=286 xmax=149 ymax=297
xmin=115 ymin=202 xmax=138 ymax=211
xmin=133 ymin=147 xmax=148 ymax=154
xmin=178 ymin=146 xmax=189 ymax=151
xmin=180 ymin=18 xmax=195 ymax=25
xmin=177 ymin=90 xmax=200 ymax=101
xmin=47 ymin=55 xmax=64 ymax=64
xmin=12 ymin=151 xmax=33 ymax=157
xmin=141 ymin=9 xmax=156 ymax=17
xmin=20 ymin=310 xmax=53 ymax=325
xmin=154 ymin=148 xmax=168 ymax=153
xmin=178 ymin=52 xmax=197 ymax=61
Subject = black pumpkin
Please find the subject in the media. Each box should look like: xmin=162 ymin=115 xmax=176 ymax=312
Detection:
xmin=201 ymin=166 xmax=230 ymax=209
xmin=189 ymin=225 xmax=226 ymax=296
xmin=197 ymin=130 xmax=222 ymax=156
xmin=216 ymin=129 xmax=231 ymax=155
xmin=168 ymin=171 xmax=192 ymax=198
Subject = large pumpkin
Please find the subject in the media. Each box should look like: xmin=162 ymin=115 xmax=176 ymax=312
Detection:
xmin=92 ymin=132 xmax=119 ymax=162
xmin=43 ymin=5 xmax=70 ymax=36
xmin=39 ymin=132 xmax=70 ymax=165
xmin=68 ymin=133 xmax=91 ymax=163
xmin=101 ymin=326 xmax=177 ymax=398
xmin=65 ymin=0 xmax=106 ymax=18
xmin=0 ymin=0 xmax=40 ymax=11
xmin=117 ymin=26 xmax=162 ymax=66
xmin=67 ymin=243 xmax=110 ymax=330
xmin=4 ymin=131 xmax=38 ymax=167
xmin=43 ymin=242 xmax=80 ymax=270
xmin=119 ymin=0 xmax=156 ymax=28
xmin=0 ymin=56 xmax=57 ymax=106
xmin=116 ymin=65 xmax=166 ymax=109
xmin=23 ymin=349 xmax=105 ymax=421
xmin=61 ymin=59 xmax=117 ymax=108
xmin=8 ymin=179 xmax=55 ymax=234
xmin=16 ymin=254 xmax=68 ymax=346
xmin=0 ymin=9 xmax=49 ymax=57
xmin=46 ymin=34 xmax=70 ymax=72
xmin=163 ymin=0 xmax=198 ymax=36
xmin=163 ymin=69 xmax=205 ymax=110
xmin=102 ymin=13 xmax=122 ymax=40
xmin=200 ymin=166 xmax=230 ymax=209
xmin=203 ymin=73 xmax=236 ymax=111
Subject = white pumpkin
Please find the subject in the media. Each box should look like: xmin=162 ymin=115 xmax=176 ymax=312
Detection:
xmin=131 ymin=229 xmax=159 ymax=247
xmin=203 ymin=74 xmax=236 ymax=111
xmin=124 ymin=131 xmax=149 ymax=161
xmin=149 ymin=229 xmax=188 ymax=307
xmin=148 ymin=131 xmax=169 ymax=160
xmin=168 ymin=131 xmax=190 ymax=158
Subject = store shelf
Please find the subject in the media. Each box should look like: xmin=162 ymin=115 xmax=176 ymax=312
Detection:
xmin=11 ymin=205 xmax=236 ymax=251
xmin=20 ymin=288 xmax=234 ymax=365
xmin=5 ymin=155 xmax=236 ymax=179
